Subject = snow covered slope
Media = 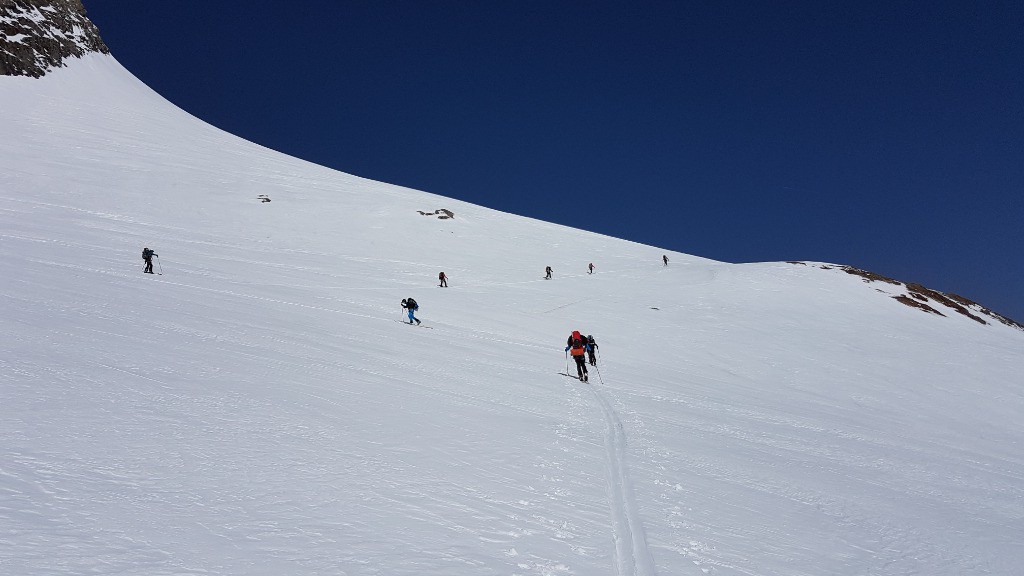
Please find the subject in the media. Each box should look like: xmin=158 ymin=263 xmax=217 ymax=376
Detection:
xmin=2 ymin=55 xmax=1023 ymax=576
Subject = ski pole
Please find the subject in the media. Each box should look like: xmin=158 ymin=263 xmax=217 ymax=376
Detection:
xmin=156 ymin=255 xmax=163 ymax=274
xmin=565 ymin=351 xmax=569 ymax=375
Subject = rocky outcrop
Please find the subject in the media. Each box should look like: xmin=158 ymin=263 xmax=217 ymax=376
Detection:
xmin=0 ymin=0 xmax=108 ymax=77
xmin=797 ymin=262 xmax=1024 ymax=331
xmin=416 ymin=209 xmax=455 ymax=220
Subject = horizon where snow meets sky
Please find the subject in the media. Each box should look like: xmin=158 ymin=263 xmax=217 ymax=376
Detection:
xmin=81 ymin=1 xmax=1023 ymax=321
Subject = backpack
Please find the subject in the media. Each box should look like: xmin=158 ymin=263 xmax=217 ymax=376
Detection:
xmin=406 ymin=298 xmax=418 ymax=310
xmin=587 ymin=335 xmax=596 ymax=346
xmin=568 ymin=332 xmax=585 ymax=355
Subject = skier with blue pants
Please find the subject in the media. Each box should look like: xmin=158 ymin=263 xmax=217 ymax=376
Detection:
xmin=401 ymin=298 xmax=421 ymax=325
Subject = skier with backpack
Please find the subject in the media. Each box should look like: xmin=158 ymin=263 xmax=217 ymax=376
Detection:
xmin=586 ymin=335 xmax=599 ymax=366
xmin=564 ymin=330 xmax=592 ymax=382
xmin=401 ymin=298 xmax=421 ymax=325
xmin=142 ymin=247 xmax=158 ymax=274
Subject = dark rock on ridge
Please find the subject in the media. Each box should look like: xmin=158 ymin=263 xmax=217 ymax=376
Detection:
xmin=795 ymin=261 xmax=1023 ymax=331
xmin=1 ymin=0 xmax=108 ymax=77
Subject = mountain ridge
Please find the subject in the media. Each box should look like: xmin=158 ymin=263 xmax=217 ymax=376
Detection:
xmin=2 ymin=2 xmax=1018 ymax=329
xmin=788 ymin=262 xmax=1023 ymax=331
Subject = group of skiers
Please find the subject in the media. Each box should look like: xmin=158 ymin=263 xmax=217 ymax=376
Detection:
xmin=140 ymin=246 xmax=645 ymax=382
xmin=400 ymin=298 xmax=601 ymax=383
xmin=143 ymin=248 xmax=667 ymax=283
xmin=544 ymin=256 xmax=668 ymax=280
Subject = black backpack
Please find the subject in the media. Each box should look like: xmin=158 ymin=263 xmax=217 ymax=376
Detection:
xmin=406 ymin=298 xmax=418 ymax=310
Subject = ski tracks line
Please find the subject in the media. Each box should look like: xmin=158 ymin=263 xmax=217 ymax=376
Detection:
xmin=585 ymin=376 xmax=658 ymax=576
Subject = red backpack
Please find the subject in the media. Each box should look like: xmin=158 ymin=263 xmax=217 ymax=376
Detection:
xmin=568 ymin=331 xmax=585 ymax=356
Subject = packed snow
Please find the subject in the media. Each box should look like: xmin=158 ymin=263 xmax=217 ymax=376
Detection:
xmin=2 ymin=54 xmax=1023 ymax=576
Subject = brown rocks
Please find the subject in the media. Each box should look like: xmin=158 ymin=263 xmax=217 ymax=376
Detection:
xmin=0 ymin=0 xmax=109 ymax=77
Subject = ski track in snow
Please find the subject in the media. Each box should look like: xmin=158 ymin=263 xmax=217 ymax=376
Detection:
xmin=579 ymin=368 xmax=662 ymax=576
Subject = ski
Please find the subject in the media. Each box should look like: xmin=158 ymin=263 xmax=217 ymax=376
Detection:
xmin=396 ymin=320 xmax=432 ymax=329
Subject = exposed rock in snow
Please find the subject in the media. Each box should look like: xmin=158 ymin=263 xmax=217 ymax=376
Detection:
xmin=797 ymin=262 xmax=1023 ymax=330
xmin=0 ymin=0 xmax=108 ymax=77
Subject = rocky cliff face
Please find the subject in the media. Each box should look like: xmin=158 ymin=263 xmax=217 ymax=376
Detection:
xmin=0 ymin=0 xmax=108 ymax=77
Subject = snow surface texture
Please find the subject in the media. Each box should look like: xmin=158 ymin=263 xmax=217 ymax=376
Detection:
xmin=2 ymin=55 xmax=1024 ymax=576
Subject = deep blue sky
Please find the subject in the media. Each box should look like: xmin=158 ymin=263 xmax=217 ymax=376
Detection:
xmin=84 ymin=1 xmax=1023 ymax=321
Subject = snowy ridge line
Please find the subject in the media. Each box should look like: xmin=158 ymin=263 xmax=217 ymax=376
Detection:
xmin=586 ymin=374 xmax=661 ymax=576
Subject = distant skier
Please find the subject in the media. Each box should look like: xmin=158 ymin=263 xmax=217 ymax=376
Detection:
xmin=438 ymin=271 xmax=448 ymax=287
xmin=142 ymin=247 xmax=158 ymax=274
xmin=588 ymin=262 xmax=595 ymax=274
xmin=663 ymin=254 xmax=669 ymax=266
xmin=401 ymin=298 xmax=421 ymax=325
xmin=565 ymin=330 xmax=591 ymax=382
xmin=586 ymin=335 xmax=599 ymax=366
xmin=545 ymin=266 xmax=553 ymax=280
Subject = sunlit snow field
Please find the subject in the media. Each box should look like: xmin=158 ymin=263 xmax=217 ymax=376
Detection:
xmin=2 ymin=56 xmax=1023 ymax=576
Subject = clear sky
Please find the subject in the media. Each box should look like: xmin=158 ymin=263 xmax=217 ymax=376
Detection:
xmin=82 ymin=1 xmax=1023 ymax=321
